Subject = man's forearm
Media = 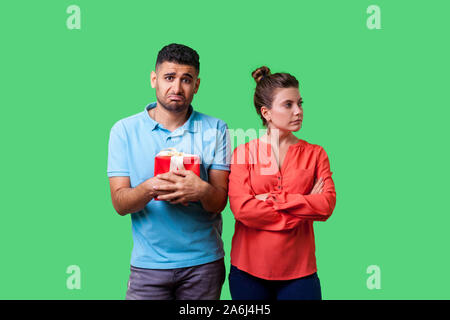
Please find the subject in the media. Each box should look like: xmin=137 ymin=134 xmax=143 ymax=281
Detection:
xmin=113 ymin=182 xmax=154 ymax=216
xmin=199 ymin=181 xmax=228 ymax=214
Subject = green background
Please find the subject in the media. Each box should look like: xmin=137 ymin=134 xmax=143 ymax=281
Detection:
xmin=1 ymin=0 xmax=449 ymax=299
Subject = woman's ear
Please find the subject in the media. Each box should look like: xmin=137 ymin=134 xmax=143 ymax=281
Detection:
xmin=260 ymin=106 xmax=271 ymax=123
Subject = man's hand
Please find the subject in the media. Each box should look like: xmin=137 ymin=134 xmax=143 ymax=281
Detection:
xmin=109 ymin=175 xmax=171 ymax=215
xmin=153 ymin=170 xmax=208 ymax=205
xmin=140 ymin=175 xmax=172 ymax=198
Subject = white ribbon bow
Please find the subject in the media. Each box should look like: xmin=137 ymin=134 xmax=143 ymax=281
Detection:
xmin=157 ymin=148 xmax=197 ymax=172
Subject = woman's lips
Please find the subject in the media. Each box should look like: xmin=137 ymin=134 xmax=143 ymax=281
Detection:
xmin=291 ymin=119 xmax=302 ymax=124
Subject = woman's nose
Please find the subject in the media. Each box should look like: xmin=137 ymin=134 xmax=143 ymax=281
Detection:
xmin=293 ymin=105 xmax=303 ymax=116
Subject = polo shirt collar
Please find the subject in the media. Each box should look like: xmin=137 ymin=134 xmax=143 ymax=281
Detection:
xmin=144 ymin=102 xmax=197 ymax=133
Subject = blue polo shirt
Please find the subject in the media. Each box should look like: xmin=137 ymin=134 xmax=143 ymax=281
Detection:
xmin=107 ymin=102 xmax=231 ymax=269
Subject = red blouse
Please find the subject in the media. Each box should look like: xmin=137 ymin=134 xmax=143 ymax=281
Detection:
xmin=228 ymin=138 xmax=336 ymax=280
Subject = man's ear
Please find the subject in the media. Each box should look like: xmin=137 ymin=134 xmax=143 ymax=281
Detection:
xmin=150 ymin=70 xmax=157 ymax=88
xmin=194 ymin=77 xmax=200 ymax=94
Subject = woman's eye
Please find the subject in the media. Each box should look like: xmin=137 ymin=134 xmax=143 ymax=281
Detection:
xmin=285 ymin=103 xmax=292 ymax=107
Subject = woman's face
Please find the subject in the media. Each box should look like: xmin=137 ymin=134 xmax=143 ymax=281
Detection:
xmin=262 ymin=87 xmax=303 ymax=133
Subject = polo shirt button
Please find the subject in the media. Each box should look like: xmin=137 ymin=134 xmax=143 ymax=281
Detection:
xmin=278 ymin=176 xmax=281 ymax=180
xmin=278 ymin=186 xmax=281 ymax=189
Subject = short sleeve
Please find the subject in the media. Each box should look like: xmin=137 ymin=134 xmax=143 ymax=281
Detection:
xmin=209 ymin=121 xmax=231 ymax=171
xmin=107 ymin=121 xmax=130 ymax=177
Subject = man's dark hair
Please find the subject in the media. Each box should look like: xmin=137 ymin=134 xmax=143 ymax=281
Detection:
xmin=155 ymin=43 xmax=200 ymax=74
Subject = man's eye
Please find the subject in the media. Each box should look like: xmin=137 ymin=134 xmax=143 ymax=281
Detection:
xmin=165 ymin=76 xmax=174 ymax=81
xmin=182 ymin=78 xmax=191 ymax=84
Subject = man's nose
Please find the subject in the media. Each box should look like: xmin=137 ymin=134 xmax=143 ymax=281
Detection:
xmin=172 ymin=79 xmax=182 ymax=94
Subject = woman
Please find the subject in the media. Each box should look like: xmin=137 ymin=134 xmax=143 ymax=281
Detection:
xmin=228 ymin=66 xmax=337 ymax=300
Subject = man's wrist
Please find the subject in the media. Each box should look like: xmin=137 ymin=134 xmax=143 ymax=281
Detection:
xmin=198 ymin=179 xmax=212 ymax=202
xmin=139 ymin=179 xmax=156 ymax=200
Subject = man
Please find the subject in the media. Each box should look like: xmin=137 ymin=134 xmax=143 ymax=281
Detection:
xmin=107 ymin=43 xmax=230 ymax=300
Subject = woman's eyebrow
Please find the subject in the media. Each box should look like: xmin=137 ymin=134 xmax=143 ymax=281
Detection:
xmin=281 ymin=98 xmax=303 ymax=104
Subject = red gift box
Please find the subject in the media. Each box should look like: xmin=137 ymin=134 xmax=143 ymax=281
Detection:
xmin=154 ymin=148 xmax=201 ymax=200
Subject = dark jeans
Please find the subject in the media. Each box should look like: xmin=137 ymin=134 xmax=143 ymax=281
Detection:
xmin=228 ymin=265 xmax=322 ymax=300
xmin=125 ymin=258 xmax=225 ymax=300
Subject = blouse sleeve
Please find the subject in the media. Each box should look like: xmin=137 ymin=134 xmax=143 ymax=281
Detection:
xmin=266 ymin=146 xmax=336 ymax=222
xmin=228 ymin=145 xmax=304 ymax=231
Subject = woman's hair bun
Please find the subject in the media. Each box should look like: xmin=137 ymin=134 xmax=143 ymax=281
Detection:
xmin=252 ymin=66 xmax=271 ymax=84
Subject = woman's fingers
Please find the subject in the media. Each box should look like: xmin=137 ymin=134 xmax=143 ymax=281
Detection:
xmin=255 ymin=193 xmax=270 ymax=201
xmin=315 ymin=178 xmax=323 ymax=188
xmin=312 ymin=178 xmax=322 ymax=192
xmin=311 ymin=178 xmax=324 ymax=194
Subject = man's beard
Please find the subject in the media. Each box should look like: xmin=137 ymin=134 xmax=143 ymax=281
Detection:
xmin=156 ymin=95 xmax=191 ymax=114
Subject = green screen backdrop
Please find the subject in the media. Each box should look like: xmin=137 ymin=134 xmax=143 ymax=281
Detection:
xmin=1 ymin=0 xmax=449 ymax=299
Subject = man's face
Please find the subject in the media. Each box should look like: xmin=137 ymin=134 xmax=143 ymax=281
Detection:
xmin=151 ymin=61 xmax=200 ymax=113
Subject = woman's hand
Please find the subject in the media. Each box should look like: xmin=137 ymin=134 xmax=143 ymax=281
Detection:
xmin=255 ymin=193 xmax=270 ymax=201
xmin=255 ymin=177 xmax=323 ymax=201
xmin=310 ymin=177 xmax=324 ymax=195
